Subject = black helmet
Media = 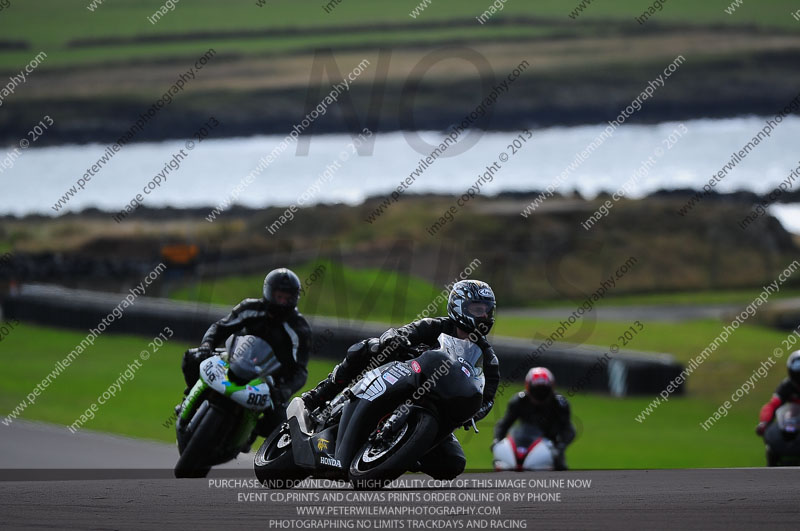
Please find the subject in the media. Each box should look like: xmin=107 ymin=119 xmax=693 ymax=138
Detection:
xmin=788 ymin=351 xmax=800 ymax=387
xmin=263 ymin=268 xmax=301 ymax=319
xmin=447 ymin=279 xmax=496 ymax=336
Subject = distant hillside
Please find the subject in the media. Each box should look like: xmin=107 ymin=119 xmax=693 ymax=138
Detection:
xmin=3 ymin=1 xmax=800 ymax=144
xmin=2 ymin=193 xmax=797 ymax=306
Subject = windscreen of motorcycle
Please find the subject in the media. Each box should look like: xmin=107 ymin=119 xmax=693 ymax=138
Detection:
xmin=776 ymin=403 xmax=800 ymax=433
xmin=510 ymin=422 xmax=546 ymax=448
xmin=436 ymin=333 xmax=484 ymax=379
xmin=225 ymin=335 xmax=281 ymax=381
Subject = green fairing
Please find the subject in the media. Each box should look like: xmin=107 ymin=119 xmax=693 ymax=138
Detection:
xmin=181 ymin=356 xmax=265 ymax=424
xmin=220 ymin=378 xmax=265 ymax=397
xmin=180 ymin=380 xmax=208 ymax=421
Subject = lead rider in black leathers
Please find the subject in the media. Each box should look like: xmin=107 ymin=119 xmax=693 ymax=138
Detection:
xmin=302 ymin=279 xmax=500 ymax=480
xmin=181 ymin=268 xmax=312 ymax=443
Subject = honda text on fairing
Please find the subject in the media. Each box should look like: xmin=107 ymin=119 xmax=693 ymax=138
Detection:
xmin=174 ymin=335 xmax=279 ymax=477
xmin=255 ymin=334 xmax=485 ymax=489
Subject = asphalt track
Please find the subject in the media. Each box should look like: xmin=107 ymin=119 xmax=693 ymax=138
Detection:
xmin=2 ymin=421 xmax=799 ymax=530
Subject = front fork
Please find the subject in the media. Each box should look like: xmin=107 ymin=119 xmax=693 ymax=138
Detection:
xmin=177 ymin=379 xmax=259 ymax=454
xmin=178 ymin=379 xmax=209 ymax=427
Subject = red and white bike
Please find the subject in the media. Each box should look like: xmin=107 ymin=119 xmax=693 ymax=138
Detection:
xmin=492 ymin=424 xmax=558 ymax=471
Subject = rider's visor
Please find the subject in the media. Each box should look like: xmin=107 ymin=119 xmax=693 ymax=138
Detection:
xmin=530 ymin=385 xmax=552 ymax=401
xmin=464 ymin=301 xmax=495 ymax=319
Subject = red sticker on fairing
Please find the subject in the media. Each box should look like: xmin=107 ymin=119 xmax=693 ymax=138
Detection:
xmin=411 ymin=361 xmax=421 ymax=373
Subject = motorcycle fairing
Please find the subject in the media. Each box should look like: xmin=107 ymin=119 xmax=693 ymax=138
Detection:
xmin=199 ymin=355 xmax=272 ymax=411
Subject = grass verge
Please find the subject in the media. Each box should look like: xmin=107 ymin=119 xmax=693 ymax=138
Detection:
xmin=0 ymin=323 xmax=773 ymax=469
xmin=171 ymin=260 xmax=446 ymax=325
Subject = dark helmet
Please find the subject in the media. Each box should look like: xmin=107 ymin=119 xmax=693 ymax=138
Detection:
xmin=263 ymin=268 xmax=301 ymax=319
xmin=788 ymin=351 xmax=800 ymax=387
xmin=525 ymin=367 xmax=555 ymax=402
xmin=447 ymin=279 xmax=496 ymax=336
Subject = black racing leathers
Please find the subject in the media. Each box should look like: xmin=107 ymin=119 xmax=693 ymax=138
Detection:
xmin=337 ymin=317 xmax=500 ymax=420
xmin=494 ymin=391 xmax=576 ymax=448
xmin=327 ymin=317 xmax=498 ymax=479
xmin=188 ymin=298 xmax=312 ymax=403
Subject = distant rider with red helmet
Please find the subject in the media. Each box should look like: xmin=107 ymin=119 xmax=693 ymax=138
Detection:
xmin=492 ymin=367 xmax=575 ymax=470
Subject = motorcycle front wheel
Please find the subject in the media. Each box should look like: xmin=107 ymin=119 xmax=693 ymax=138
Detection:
xmin=174 ymin=404 xmax=226 ymax=478
xmin=349 ymin=410 xmax=438 ymax=490
xmin=254 ymin=422 xmax=309 ymax=489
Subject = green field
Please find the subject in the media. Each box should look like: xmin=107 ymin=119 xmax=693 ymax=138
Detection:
xmin=0 ymin=321 xmax=777 ymax=469
xmin=523 ymin=288 xmax=800 ymax=308
xmin=172 ymin=262 xmax=792 ymax=404
xmin=0 ymin=0 xmax=798 ymax=70
xmin=172 ymin=260 xmax=447 ymax=325
xmin=171 ymin=260 xmax=800 ymax=318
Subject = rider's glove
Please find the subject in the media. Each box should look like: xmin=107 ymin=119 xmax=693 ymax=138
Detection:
xmin=379 ymin=329 xmax=411 ymax=354
xmin=756 ymin=422 xmax=768 ymax=436
xmin=192 ymin=343 xmax=213 ymax=363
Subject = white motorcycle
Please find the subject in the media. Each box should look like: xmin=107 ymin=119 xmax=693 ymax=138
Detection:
xmin=492 ymin=424 xmax=559 ymax=471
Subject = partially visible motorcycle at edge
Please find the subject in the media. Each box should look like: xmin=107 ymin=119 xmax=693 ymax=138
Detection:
xmin=764 ymin=402 xmax=800 ymax=466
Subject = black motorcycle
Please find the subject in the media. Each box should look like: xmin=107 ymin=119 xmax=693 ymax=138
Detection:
xmin=175 ymin=335 xmax=278 ymax=478
xmin=764 ymin=402 xmax=800 ymax=466
xmin=254 ymin=333 xmax=485 ymax=489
